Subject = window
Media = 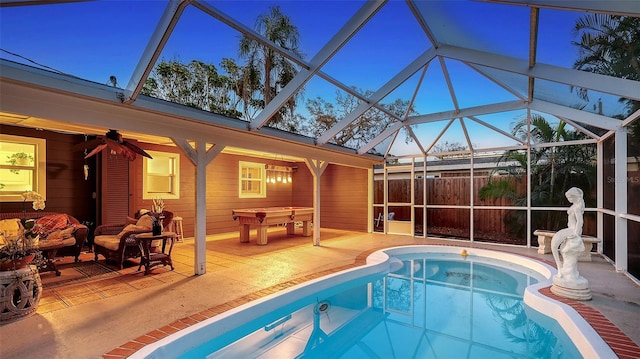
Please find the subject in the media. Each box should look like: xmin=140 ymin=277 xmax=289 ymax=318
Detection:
xmin=143 ymin=150 xmax=180 ymax=200
xmin=0 ymin=134 xmax=46 ymax=202
xmin=239 ymin=161 xmax=266 ymax=198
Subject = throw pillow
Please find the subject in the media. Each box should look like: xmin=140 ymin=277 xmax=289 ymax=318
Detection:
xmin=135 ymin=214 xmax=155 ymax=230
xmin=0 ymin=218 xmax=23 ymax=238
xmin=136 ymin=209 xmax=151 ymax=218
xmin=116 ymin=224 xmax=148 ymax=239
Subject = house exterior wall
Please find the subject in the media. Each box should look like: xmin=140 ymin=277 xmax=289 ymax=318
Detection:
xmin=129 ymin=149 xmax=370 ymax=237
xmin=0 ymin=126 xmax=370 ymax=239
xmin=291 ymin=163 xmax=369 ymax=232
xmin=0 ymin=125 xmax=96 ymax=226
xmin=128 ymin=144 xmax=302 ymax=237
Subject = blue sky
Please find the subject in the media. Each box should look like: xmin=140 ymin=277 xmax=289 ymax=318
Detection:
xmin=0 ymin=1 xmax=584 ymax=87
xmin=0 ymin=0 xmax=608 ymax=155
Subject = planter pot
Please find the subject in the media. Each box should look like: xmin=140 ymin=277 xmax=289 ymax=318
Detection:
xmin=0 ymin=266 xmax=42 ymax=324
xmin=0 ymin=254 xmax=36 ymax=271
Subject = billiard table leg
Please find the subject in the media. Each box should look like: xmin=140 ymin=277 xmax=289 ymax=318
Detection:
xmin=257 ymin=226 xmax=268 ymax=245
xmin=302 ymin=221 xmax=312 ymax=236
xmin=286 ymin=222 xmax=295 ymax=235
xmin=240 ymin=224 xmax=250 ymax=243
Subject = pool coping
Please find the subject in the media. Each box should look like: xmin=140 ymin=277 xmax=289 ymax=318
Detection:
xmin=105 ymin=244 xmax=640 ymax=359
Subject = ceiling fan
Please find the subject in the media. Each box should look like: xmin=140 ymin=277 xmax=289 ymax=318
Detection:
xmin=76 ymin=129 xmax=152 ymax=161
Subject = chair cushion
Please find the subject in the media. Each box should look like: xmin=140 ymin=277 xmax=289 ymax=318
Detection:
xmin=117 ymin=224 xmax=148 ymax=239
xmin=39 ymin=236 xmax=75 ymax=250
xmin=0 ymin=218 xmax=23 ymax=238
xmin=94 ymin=235 xmax=121 ymax=251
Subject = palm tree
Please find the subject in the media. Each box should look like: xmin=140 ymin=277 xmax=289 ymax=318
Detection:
xmin=572 ymin=15 xmax=640 ymax=82
xmin=238 ymin=6 xmax=303 ymax=126
xmin=479 ymin=115 xmax=596 ymax=235
xmin=572 ymin=14 xmax=640 ymax=155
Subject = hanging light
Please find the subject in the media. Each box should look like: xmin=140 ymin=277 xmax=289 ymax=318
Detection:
xmin=265 ymin=164 xmax=294 ymax=185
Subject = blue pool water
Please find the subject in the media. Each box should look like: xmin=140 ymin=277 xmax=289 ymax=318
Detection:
xmin=132 ymin=246 xmax=612 ymax=358
xmin=183 ymin=254 xmax=579 ymax=358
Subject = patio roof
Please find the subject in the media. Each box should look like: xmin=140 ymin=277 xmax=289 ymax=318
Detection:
xmin=0 ymin=0 xmax=638 ymax=164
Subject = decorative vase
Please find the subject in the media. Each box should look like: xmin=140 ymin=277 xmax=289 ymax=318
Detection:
xmin=0 ymin=266 xmax=42 ymax=324
xmin=152 ymin=218 xmax=162 ymax=235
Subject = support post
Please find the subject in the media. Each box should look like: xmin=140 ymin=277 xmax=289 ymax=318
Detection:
xmin=305 ymin=159 xmax=328 ymax=246
xmin=174 ymin=138 xmax=224 ymax=275
xmin=614 ymin=127 xmax=628 ymax=272
xmin=194 ymin=141 xmax=207 ymax=275
xmin=597 ymin=141 xmax=604 ymax=253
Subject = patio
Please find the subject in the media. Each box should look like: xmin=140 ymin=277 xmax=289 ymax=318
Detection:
xmin=0 ymin=1 xmax=638 ymax=357
xmin=0 ymin=229 xmax=638 ymax=358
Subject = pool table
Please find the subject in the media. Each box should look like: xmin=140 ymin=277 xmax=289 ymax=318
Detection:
xmin=232 ymin=207 xmax=313 ymax=245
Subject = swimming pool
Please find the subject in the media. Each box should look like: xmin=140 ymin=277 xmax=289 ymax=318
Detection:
xmin=130 ymin=246 xmax=615 ymax=358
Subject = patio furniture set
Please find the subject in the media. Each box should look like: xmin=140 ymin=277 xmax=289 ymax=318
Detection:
xmin=0 ymin=210 xmax=178 ymax=277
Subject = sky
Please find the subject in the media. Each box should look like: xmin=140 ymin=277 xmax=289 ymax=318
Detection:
xmin=0 ymin=0 xmax=622 ymax=156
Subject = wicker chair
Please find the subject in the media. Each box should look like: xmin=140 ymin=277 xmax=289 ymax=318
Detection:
xmin=0 ymin=211 xmax=88 ymax=262
xmin=93 ymin=211 xmax=173 ymax=269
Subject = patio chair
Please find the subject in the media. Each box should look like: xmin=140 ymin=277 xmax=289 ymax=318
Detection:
xmin=93 ymin=211 xmax=173 ymax=269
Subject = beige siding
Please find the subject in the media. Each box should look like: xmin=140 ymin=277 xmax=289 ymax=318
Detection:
xmin=320 ymin=165 xmax=368 ymax=231
xmin=0 ymin=127 xmax=371 ymax=239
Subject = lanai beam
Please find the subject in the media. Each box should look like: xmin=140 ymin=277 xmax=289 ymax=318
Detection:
xmin=480 ymin=0 xmax=640 ymax=17
xmin=318 ymin=48 xmax=437 ymax=144
xmin=436 ymin=45 xmax=640 ymax=101
xmin=124 ymin=0 xmax=191 ymax=103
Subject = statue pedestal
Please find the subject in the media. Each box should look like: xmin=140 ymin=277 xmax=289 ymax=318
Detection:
xmin=551 ymin=276 xmax=592 ymax=301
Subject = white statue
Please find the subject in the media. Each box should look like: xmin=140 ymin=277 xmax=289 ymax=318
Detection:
xmin=551 ymin=187 xmax=585 ymax=280
xmin=550 ymin=187 xmax=591 ymax=300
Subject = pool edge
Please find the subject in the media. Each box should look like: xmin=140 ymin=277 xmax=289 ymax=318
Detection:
xmin=123 ymin=245 xmax=622 ymax=359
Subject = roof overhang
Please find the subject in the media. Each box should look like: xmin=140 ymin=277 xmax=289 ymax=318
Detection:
xmin=0 ymin=59 xmax=382 ymax=169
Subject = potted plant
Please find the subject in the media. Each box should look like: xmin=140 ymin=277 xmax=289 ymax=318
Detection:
xmin=0 ymin=220 xmax=44 ymax=323
xmin=0 ymin=222 xmax=41 ymax=271
xmin=7 ymin=152 xmax=34 ymax=174
xmin=0 ymin=191 xmax=45 ymax=323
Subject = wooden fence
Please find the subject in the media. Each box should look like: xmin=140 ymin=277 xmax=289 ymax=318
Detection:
xmin=375 ymin=176 xmax=596 ymax=243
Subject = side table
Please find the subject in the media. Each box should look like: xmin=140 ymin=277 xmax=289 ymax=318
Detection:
xmin=135 ymin=232 xmax=176 ymax=275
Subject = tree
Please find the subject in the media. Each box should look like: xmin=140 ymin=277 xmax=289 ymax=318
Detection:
xmin=219 ymin=57 xmax=263 ymax=120
xmin=432 ymin=140 xmax=474 ymax=159
xmin=572 ymin=15 xmax=640 ymax=91
xmin=479 ymin=115 xmax=596 ymax=236
xmin=300 ymin=88 xmax=414 ymax=151
xmin=433 ymin=141 xmax=467 ymax=153
xmin=141 ymin=7 xmax=305 ymax=124
xmin=238 ymin=6 xmax=304 ymax=127
xmin=142 ymin=59 xmax=241 ymax=118
xmin=571 ymin=14 xmax=640 ymax=154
